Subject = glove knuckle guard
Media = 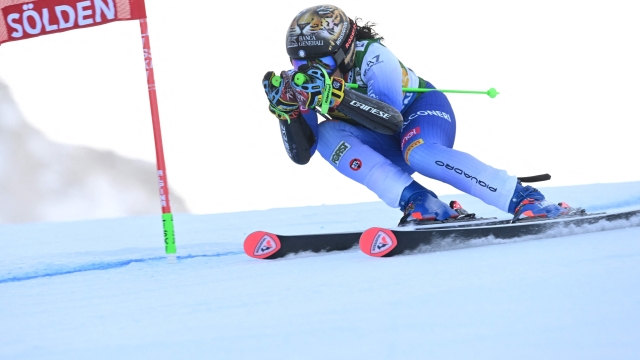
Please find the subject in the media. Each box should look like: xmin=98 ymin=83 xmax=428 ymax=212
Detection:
xmin=263 ymin=70 xmax=300 ymax=121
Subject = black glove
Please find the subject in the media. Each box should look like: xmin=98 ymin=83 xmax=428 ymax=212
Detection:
xmin=262 ymin=70 xmax=300 ymax=122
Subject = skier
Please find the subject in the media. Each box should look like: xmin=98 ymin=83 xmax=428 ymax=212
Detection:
xmin=263 ymin=4 xmax=569 ymax=224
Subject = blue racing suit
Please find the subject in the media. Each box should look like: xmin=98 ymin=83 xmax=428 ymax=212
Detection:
xmin=300 ymin=39 xmax=517 ymax=212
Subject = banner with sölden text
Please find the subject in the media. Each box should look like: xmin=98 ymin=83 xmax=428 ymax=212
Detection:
xmin=0 ymin=0 xmax=146 ymax=45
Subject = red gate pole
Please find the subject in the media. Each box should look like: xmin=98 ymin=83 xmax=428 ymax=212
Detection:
xmin=139 ymin=18 xmax=176 ymax=255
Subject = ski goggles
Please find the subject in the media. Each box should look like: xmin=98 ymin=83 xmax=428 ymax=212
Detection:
xmin=291 ymin=55 xmax=338 ymax=74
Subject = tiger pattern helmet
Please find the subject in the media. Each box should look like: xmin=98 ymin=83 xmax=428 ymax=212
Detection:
xmin=286 ymin=4 xmax=357 ymax=74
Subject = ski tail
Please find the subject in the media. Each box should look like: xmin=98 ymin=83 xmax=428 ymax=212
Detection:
xmin=517 ymin=173 xmax=551 ymax=183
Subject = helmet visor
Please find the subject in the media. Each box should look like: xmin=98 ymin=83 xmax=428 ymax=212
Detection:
xmin=291 ymin=55 xmax=338 ymax=74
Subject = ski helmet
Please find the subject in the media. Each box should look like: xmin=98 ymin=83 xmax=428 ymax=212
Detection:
xmin=286 ymin=4 xmax=357 ymax=75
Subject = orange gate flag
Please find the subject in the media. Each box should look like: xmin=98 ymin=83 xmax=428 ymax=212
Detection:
xmin=0 ymin=0 xmax=146 ymax=45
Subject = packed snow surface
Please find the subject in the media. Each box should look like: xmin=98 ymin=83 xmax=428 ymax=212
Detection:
xmin=2 ymin=181 xmax=640 ymax=359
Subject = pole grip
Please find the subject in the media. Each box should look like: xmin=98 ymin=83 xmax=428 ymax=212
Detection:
xmin=294 ymin=73 xmax=308 ymax=86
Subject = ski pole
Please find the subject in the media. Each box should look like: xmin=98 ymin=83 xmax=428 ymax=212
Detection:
xmin=269 ymin=75 xmax=500 ymax=98
xmin=346 ymin=84 xmax=500 ymax=98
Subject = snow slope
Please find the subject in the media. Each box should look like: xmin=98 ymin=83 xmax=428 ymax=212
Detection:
xmin=1 ymin=181 xmax=640 ymax=359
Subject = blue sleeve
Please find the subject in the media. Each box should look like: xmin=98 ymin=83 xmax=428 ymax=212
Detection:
xmin=360 ymin=43 xmax=404 ymax=112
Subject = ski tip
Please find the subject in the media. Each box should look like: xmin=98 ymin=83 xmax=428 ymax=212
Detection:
xmin=244 ymin=231 xmax=282 ymax=259
xmin=359 ymin=227 xmax=397 ymax=257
